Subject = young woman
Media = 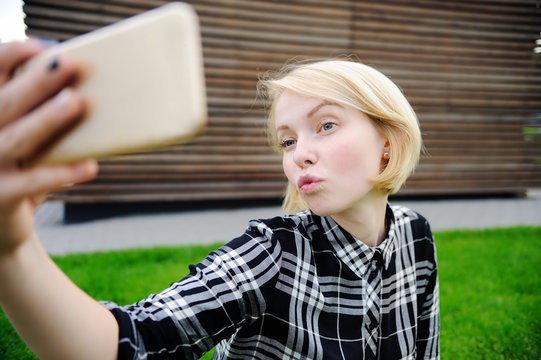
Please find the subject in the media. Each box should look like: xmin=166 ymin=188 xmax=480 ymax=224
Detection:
xmin=0 ymin=41 xmax=439 ymax=359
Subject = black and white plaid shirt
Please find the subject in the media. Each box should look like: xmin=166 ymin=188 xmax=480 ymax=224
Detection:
xmin=103 ymin=204 xmax=439 ymax=359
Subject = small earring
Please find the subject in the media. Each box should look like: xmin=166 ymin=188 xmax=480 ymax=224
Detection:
xmin=383 ymin=152 xmax=390 ymax=160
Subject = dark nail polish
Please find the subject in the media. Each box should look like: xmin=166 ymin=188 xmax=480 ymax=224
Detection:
xmin=48 ymin=57 xmax=59 ymax=72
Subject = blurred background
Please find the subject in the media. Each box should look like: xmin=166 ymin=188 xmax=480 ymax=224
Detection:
xmin=2 ymin=0 xmax=539 ymax=219
xmin=0 ymin=3 xmax=540 ymax=359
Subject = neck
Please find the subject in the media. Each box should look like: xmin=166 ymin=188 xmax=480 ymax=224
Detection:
xmin=331 ymin=189 xmax=389 ymax=247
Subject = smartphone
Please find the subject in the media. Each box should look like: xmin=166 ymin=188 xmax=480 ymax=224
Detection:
xmin=21 ymin=2 xmax=207 ymax=164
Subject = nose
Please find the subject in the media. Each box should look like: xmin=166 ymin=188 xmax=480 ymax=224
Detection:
xmin=292 ymin=137 xmax=317 ymax=168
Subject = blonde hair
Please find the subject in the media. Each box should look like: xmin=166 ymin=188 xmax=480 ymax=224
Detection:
xmin=258 ymin=59 xmax=422 ymax=213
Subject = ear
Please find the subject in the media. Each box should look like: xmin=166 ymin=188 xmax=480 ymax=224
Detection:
xmin=383 ymin=139 xmax=391 ymax=153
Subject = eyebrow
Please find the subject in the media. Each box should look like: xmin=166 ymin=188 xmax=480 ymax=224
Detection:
xmin=307 ymin=100 xmax=341 ymax=118
xmin=276 ymin=100 xmax=342 ymax=132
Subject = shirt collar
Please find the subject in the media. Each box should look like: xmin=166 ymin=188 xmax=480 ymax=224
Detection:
xmin=315 ymin=204 xmax=397 ymax=278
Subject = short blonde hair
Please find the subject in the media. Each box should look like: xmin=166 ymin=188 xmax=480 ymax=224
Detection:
xmin=259 ymin=59 xmax=422 ymax=213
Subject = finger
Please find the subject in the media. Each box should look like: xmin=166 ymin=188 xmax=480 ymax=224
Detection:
xmin=0 ymin=54 xmax=85 ymax=128
xmin=0 ymin=41 xmax=44 ymax=86
xmin=1 ymin=160 xmax=99 ymax=204
xmin=0 ymin=88 xmax=86 ymax=166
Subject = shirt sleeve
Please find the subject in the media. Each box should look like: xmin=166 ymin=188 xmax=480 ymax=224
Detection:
xmin=415 ymin=221 xmax=440 ymax=360
xmin=100 ymin=219 xmax=282 ymax=360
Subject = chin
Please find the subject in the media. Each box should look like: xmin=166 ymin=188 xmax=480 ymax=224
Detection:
xmin=303 ymin=194 xmax=350 ymax=217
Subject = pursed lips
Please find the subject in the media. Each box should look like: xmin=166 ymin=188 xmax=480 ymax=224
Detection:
xmin=297 ymin=175 xmax=323 ymax=193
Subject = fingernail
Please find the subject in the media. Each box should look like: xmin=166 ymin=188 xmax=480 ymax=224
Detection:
xmin=47 ymin=56 xmax=59 ymax=72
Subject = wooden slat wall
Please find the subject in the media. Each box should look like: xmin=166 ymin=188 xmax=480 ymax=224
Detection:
xmin=24 ymin=0 xmax=541 ymax=202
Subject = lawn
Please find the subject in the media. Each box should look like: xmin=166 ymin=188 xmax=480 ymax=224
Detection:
xmin=1 ymin=226 xmax=539 ymax=359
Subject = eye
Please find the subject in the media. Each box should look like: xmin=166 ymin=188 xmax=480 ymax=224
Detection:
xmin=280 ymin=138 xmax=296 ymax=149
xmin=319 ymin=120 xmax=336 ymax=133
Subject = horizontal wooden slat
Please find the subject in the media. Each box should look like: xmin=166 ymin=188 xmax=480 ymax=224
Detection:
xmin=22 ymin=0 xmax=541 ymax=203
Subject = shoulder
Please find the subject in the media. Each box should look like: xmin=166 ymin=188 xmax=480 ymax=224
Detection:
xmin=390 ymin=204 xmax=428 ymax=223
xmin=242 ymin=210 xmax=315 ymax=247
xmin=390 ymin=204 xmax=437 ymax=265
xmin=390 ymin=204 xmax=432 ymax=236
xmin=193 ymin=211 xmax=317 ymax=291
xmin=218 ymin=210 xmax=316 ymax=256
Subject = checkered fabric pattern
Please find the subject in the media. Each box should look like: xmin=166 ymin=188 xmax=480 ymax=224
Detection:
xmin=102 ymin=204 xmax=439 ymax=359
xmin=364 ymin=248 xmax=382 ymax=359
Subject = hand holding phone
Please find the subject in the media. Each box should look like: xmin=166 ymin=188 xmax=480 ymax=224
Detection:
xmin=18 ymin=2 xmax=207 ymax=164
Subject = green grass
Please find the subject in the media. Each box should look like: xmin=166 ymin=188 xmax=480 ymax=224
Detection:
xmin=1 ymin=227 xmax=540 ymax=359
xmin=436 ymin=227 xmax=540 ymax=359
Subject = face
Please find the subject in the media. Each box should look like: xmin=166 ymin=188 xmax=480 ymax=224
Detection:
xmin=274 ymin=90 xmax=389 ymax=217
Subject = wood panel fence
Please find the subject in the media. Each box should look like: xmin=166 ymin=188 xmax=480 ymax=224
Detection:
xmin=24 ymin=0 xmax=541 ymax=203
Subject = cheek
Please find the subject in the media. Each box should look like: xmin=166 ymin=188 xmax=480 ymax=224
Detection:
xmin=282 ymin=155 xmax=296 ymax=182
xmin=332 ymin=142 xmax=381 ymax=177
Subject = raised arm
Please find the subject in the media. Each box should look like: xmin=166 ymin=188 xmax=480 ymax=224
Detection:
xmin=0 ymin=41 xmax=118 ymax=360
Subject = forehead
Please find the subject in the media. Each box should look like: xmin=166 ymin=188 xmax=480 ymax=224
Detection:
xmin=274 ymin=91 xmax=338 ymax=127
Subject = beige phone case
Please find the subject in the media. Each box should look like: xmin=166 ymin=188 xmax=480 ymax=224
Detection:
xmin=27 ymin=2 xmax=207 ymax=164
